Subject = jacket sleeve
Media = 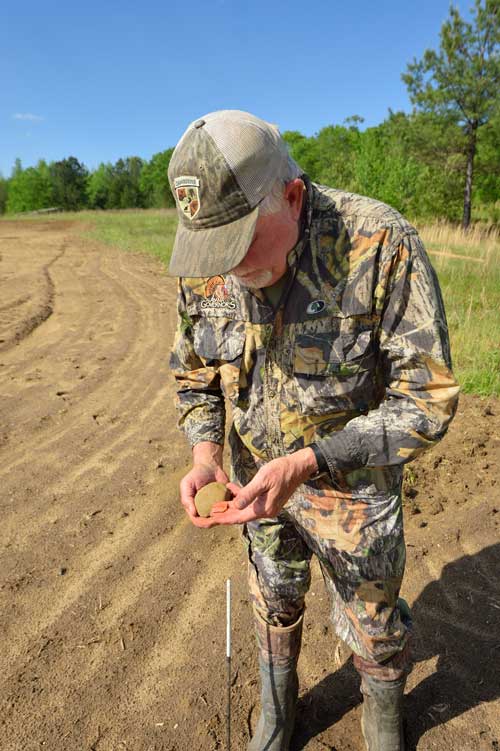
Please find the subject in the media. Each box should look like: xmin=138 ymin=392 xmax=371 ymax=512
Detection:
xmin=169 ymin=279 xmax=226 ymax=447
xmin=316 ymin=230 xmax=460 ymax=474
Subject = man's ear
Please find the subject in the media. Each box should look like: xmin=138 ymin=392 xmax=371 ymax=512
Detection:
xmin=284 ymin=179 xmax=305 ymax=221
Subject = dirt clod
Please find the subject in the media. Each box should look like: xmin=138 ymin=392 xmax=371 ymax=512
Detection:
xmin=194 ymin=482 xmax=231 ymax=517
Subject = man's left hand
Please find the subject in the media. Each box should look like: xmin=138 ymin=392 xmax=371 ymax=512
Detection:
xmin=205 ymin=448 xmax=318 ymax=526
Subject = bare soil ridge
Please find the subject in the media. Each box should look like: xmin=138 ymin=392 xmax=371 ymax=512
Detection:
xmin=0 ymin=222 xmax=498 ymax=750
xmin=0 ymin=225 xmax=70 ymax=352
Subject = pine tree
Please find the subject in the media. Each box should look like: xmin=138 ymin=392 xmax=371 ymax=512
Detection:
xmin=402 ymin=0 xmax=500 ymax=228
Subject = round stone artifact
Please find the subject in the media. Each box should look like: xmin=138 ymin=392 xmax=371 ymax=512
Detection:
xmin=195 ymin=482 xmax=231 ymax=517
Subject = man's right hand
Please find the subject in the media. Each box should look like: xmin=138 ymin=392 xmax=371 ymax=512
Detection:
xmin=179 ymin=442 xmax=229 ymax=528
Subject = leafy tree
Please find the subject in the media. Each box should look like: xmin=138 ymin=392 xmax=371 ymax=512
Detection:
xmin=353 ymin=126 xmax=419 ymax=212
xmin=402 ymin=0 xmax=500 ymax=228
xmin=107 ymin=157 xmax=145 ymax=208
xmin=0 ymin=176 xmax=8 ymax=214
xmin=120 ymin=156 xmax=144 ymax=208
xmin=369 ymin=110 xmax=464 ymax=220
xmin=50 ymin=156 xmax=89 ymax=210
xmin=282 ymin=130 xmax=322 ymax=180
xmin=474 ymin=99 xmax=500 ymax=209
xmin=286 ymin=111 xmax=469 ymax=221
xmin=6 ymin=160 xmax=54 ymax=213
xmin=140 ymin=148 xmax=175 ymax=208
xmin=314 ymin=121 xmax=362 ymax=189
xmin=87 ymin=162 xmax=114 ymax=209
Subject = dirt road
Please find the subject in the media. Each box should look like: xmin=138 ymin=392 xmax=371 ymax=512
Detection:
xmin=0 ymin=221 xmax=499 ymax=751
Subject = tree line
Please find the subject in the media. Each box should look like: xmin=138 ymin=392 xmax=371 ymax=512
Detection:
xmin=0 ymin=1 xmax=498 ymax=227
xmin=0 ymin=150 xmax=176 ymax=215
xmin=1 ymin=105 xmax=498 ymax=224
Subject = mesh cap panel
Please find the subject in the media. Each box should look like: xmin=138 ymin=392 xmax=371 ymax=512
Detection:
xmin=201 ymin=110 xmax=289 ymax=208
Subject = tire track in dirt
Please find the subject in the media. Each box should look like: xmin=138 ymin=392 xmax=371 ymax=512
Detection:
xmin=0 ymin=231 xmax=67 ymax=353
xmin=1 ymin=248 xmax=162 ymax=471
xmin=1 ymin=477 xmax=185 ymax=663
xmin=1 ymin=230 xmax=183 ymax=563
xmin=2 ymin=525 xmax=243 ymax=734
xmin=0 ymin=234 xmax=179 ymax=551
xmin=7 ymin=241 xmax=68 ymax=347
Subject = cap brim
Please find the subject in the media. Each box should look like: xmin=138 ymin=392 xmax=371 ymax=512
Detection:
xmin=168 ymin=207 xmax=259 ymax=277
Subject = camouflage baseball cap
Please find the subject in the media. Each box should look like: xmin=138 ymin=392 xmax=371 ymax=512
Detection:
xmin=167 ymin=110 xmax=291 ymax=277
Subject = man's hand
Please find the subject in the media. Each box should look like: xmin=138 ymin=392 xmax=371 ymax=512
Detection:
xmin=207 ymin=447 xmax=318 ymax=526
xmin=180 ymin=442 xmax=229 ymax=528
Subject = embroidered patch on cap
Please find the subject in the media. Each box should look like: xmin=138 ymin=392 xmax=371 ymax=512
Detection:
xmin=174 ymin=176 xmax=200 ymax=220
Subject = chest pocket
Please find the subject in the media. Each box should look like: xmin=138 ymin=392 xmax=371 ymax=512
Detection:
xmin=192 ymin=316 xmax=246 ymax=405
xmin=290 ymin=314 xmax=377 ymax=415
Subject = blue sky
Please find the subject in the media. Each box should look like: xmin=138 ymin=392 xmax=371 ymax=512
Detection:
xmin=1 ymin=0 xmax=474 ymax=176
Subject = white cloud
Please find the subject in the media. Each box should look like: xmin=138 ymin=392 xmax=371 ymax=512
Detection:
xmin=12 ymin=113 xmax=44 ymax=122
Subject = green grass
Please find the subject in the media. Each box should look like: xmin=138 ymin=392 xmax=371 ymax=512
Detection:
xmin=82 ymin=209 xmax=178 ymax=266
xmin=4 ymin=209 xmax=500 ymax=397
xmin=2 ymin=208 xmax=178 ymax=266
xmin=418 ymin=222 xmax=500 ymax=398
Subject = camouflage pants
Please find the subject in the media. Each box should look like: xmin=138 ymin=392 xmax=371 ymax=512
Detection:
xmin=241 ymin=478 xmax=412 ymax=676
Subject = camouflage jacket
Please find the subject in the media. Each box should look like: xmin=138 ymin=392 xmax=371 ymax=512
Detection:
xmin=170 ymin=178 xmax=459 ymax=494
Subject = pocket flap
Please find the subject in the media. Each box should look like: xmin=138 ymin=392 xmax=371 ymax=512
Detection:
xmin=293 ymin=327 xmax=373 ymax=376
xmin=193 ymin=317 xmax=245 ymax=362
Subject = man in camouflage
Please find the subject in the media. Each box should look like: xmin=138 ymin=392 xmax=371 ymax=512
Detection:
xmin=168 ymin=110 xmax=459 ymax=751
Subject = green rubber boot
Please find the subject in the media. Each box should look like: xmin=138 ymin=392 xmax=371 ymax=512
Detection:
xmin=248 ymin=612 xmax=303 ymax=751
xmin=360 ymin=672 xmax=407 ymax=751
xmin=355 ymin=598 xmax=412 ymax=751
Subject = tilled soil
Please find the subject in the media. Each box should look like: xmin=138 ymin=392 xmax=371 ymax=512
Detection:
xmin=0 ymin=221 xmax=498 ymax=751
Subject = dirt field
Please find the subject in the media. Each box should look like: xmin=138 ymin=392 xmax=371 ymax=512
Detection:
xmin=0 ymin=221 xmax=499 ymax=751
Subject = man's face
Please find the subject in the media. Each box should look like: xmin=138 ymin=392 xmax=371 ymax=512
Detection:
xmin=230 ymin=180 xmax=304 ymax=289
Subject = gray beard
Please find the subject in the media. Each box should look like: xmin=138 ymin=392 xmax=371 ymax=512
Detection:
xmin=234 ymin=270 xmax=274 ymax=289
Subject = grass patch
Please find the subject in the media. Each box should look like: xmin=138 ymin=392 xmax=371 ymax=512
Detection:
xmin=82 ymin=209 xmax=178 ymax=267
xmin=418 ymin=221 xmax=500 ymax=398
xmin=2 ymin=208 xmax=178 ymax=267
xmin=4 ymin=210 xmax=499 ymax=397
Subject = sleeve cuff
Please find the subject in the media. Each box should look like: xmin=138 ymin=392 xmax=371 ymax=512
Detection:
xmin=314 ymin=429 xmax=369 ymax=477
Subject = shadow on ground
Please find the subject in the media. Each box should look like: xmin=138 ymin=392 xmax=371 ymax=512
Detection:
xmin=292 ymin=543 xmax=500 ymax=750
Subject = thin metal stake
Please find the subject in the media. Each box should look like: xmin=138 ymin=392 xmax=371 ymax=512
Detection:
xmin=226 ymin=578 xmax=231 ymax=751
